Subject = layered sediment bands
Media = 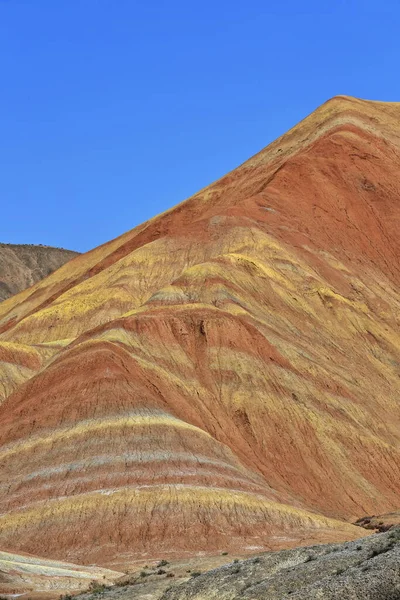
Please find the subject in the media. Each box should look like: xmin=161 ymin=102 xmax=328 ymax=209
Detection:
xmin=0 ymin=486 xmax=365 ymax=566
xmin=0 ymin=341 xmax=43 ymax=402
xmin=0 ymin=549 xmax=121 ymax=596
xmin=0 ymin=96 xmax=399 ymax=565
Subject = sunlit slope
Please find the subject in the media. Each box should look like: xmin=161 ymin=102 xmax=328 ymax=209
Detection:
xmin=2 ymin=96 xmax=400 ymax=342
xmin=0 ymin=96 xmax=399 ymax=565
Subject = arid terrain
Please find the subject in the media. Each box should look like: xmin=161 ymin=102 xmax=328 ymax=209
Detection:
xmin=0 ymin=95 xmax=399 ymax=596
xmin=0 ymin=243 xmax=79 ymax=301
xmin=68 ymin=527 xmax=400 ymax=600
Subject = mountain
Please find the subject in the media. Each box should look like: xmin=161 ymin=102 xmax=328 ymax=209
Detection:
xmin=0 ymin=96 xmax=399 ymax=570
xmin=0 ymin=243 xmax=79 ymax=301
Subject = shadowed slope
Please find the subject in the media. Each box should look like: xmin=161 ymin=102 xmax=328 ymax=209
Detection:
xmin=0 ymin=96 xmax=399 ymax=566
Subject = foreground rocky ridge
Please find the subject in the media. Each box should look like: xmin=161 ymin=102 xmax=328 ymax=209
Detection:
xmin=75 ymin=528 xmax=400 ymax=600
xmin=0 ymin=243 xmax=79 ymax=301
xmin=0 ymin=96 xmax=399 ymax=566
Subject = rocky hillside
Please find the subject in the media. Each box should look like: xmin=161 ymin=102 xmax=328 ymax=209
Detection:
xmin=0 ymin=243 xmax=79 ymax=301
xmin=0 ymin=96 xmax=399 ymax=568
xmin=74 ymin=528 xmax=400 ymax=600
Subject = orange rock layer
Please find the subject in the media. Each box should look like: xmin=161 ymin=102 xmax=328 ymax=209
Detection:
xmin=0 ymin=96 xmax=399 ymax=566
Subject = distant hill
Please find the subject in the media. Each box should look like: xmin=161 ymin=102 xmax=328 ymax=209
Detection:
xmin=0 ymin=243 xmax=79 ymax=301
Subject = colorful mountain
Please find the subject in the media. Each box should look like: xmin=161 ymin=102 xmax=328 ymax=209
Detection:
xmin=0 ymin=96 xmax=399 ymax=568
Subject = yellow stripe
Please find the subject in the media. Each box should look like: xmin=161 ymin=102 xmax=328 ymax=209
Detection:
xmin=0 ymin=413 xmax=211 ymax=461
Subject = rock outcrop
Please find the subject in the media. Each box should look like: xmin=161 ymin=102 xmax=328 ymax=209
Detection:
xmin=160 ymin=528 xmax=400 ymax=600
xmin=0 ymin=96 xmax=399 ymax=567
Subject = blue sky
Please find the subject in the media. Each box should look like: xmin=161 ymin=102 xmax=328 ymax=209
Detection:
xmin=1 ymin=1 xmax=399 ymax=252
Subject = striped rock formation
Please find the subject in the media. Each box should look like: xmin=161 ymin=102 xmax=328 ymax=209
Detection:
xmin=0 ymin=96 xmax=399 ymax=568
xmin=0 ymin=549 xmax=120 ymax=597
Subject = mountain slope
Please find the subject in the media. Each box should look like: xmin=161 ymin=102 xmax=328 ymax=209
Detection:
xmin=0 ymin=548 xmax=120 ymax=597
xmin=0 ymin=243 xmax=79 ymax=301
xmin=0 ymin=96 xmax=399 ymax=567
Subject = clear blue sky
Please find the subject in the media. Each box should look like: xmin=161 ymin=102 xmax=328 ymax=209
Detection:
xmin=1 ymin=1 xmax=399 ymax=252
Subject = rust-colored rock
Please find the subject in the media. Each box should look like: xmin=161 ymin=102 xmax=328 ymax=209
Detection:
xmin=0 ymin=96 xmax=399 ymax=568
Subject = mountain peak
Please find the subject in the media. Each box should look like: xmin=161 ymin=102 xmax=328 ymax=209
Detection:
xmin=0 ymin=98 xmax=399 ymax=573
